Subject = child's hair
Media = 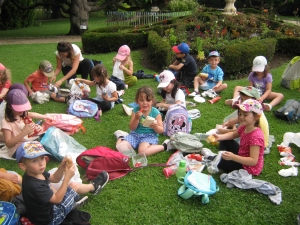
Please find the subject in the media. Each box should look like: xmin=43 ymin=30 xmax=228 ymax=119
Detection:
xmin=161 ymin=79 xmax=180 ymax=99
xmin=4 ymin=104 xmax=27 ymax=122
xmin=91 ymin=64 xmax=108 ymax=87
xmin=253 ymin=65 xmax=269 ymax=78
xmin=57 ymin=42 xmax=75 ymax=63
xmin=135 ymin=86 xmax=156 ymax=103
xmin=0 ymin=67 xmax=11 ymax=85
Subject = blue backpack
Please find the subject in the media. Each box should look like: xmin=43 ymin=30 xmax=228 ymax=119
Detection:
xmin=163 ymin=104 xmax=192 ymax=137
xmin=68 ymin=100 xmax=98 ymax=118
xmin=178 ymin=170 xmax=219 ymax=204
xmin=0 ymin=201 xmax=20 ymax=225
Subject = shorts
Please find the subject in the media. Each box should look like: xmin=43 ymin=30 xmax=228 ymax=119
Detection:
xmin=123 ymin=131 xmax=158 ymax=149
xmin=200 ymin=81 xmax=216 ymax=90
xmin=50 ymin=187 xmax=79 ymax=225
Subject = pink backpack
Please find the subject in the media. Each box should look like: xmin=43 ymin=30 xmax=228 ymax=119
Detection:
xmin=76 ymin=146 xmax=132 ymax=180
xmin=43 ymin=113 xmax=86 ymax=135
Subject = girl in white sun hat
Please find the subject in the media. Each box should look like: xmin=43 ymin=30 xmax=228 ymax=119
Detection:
xmin=156 ymin=70 xmax=186 ymax=115
xmin=227 ymin=56 xmax=284 ymax=111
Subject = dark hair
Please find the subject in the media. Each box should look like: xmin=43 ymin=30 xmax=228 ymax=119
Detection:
xmin=91 ymin=64 xmax=108 ymax=87
xmin=4 ymin=103 xmax=27 ymax=122
xmin=57 ymin=42 xmax=75 ymax=63
xmin=238 ymin=109 xmax=260 ymax=127
xmin=253 ymin=65 xmax=270 ymax=78
xmin=135 ymin=86 xmax=156 ymax=104
xmin=161 ymin=79 xmax=180 ymax=99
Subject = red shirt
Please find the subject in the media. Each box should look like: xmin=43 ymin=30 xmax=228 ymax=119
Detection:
xmin=25 ymin=70 xmax=49 ymax=92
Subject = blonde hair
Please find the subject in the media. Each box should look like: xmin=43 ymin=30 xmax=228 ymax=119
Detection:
xmin=0 ymin=67 xmax=11 ymax=85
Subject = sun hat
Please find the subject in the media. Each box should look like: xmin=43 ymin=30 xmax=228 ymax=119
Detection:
xmin=252 ymin=56 xmax=267 ymax=72
xmin=239 ymin=86 xmax=260 ymax=100
xmin=9 ymin=83 xmax=29 ymax=96
xmin=237 ymin=99 xmax=263 ymax=115
xmin=157 ymin=70 xmax=175 ymax=88
xmin=5 ymin=89 xmax=31 ymax=112
xmin=116 ymin=45 xmax=131 ymax=61
xmin=39 ymin=60 xmax=54 ymax=77
xmin=16 ymin=141 xmax=51 ymax=163
xmin=172 ymin=42 xmax=190 ymax=54
xmin=0 ymin=63 xmax=6 ymax=71
xmin=208 ymin=51 xmax=220 ymax=58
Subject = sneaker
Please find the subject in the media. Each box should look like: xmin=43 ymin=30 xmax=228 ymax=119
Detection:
xmin=162 ymin=139 xmax=174 ymax=151
xmin=114 ymin=130 xmax=129 ymax=139
xmin=73 ymin=196 xmax=88 ymax=209
xmin=124 ymin=84 xmax=128 ymax=89
xmin=90 ymin=171 xmax=109 ymax=195
xmin=263 ymin=103 xmax=272 ymax=111
xmin=188 ymin=91 xmax=200 ymax=97
xmin=122 ymin=104 xmax=133 ymax=116
xmin=117 ymin=90 xmax=125 ymax=97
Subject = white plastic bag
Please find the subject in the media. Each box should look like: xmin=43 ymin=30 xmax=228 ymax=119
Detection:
xmin=49 ymin=166 xmax=82 ymax=191
xmin=68 ymin=79 xmax=90 ymax=105
xmin=31 ymin=91 xmax=50 ymax=104
xmin=281 ymin=132 xmax=300 ymax=147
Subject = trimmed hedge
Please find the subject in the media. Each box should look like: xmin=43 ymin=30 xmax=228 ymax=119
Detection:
xmin=276 ymin=37 xmax=300 ymax=55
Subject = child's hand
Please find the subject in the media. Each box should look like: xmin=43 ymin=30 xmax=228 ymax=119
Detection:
xmin=149 ymin=120 xmax=158 ymax=129
xmin=135 ymin=110 xmax=142 ymax=120
xmin=222 ymin=151 xmax=235 ymax=161
xmin=64 ymin=164 xmax=75 ymax=181
xmin=50 ymin=76 xmax=56 ymax=83
xmin=54 ymin=80 xmax=62 ymax=87
xmin=23 ymin=123 xmax=35 ymax=135
xmin=212 ymin=133 xmax=220 ymax=142
xmin=5 ymin=173 xmax=19 ymax=184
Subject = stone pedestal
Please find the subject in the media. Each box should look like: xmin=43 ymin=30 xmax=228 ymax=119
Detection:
xmin=223 ymin=0 xmax=237 ymax=15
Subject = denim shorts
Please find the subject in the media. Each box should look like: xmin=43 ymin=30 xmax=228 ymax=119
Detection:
xmin=123 ymin=131 xmax=158 ymax=149
xmin=200 ymin=81 xmax=216 ymax=90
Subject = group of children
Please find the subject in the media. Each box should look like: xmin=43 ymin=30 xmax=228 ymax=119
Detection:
xmin=0 ymin=41 xmax=286 ymax=224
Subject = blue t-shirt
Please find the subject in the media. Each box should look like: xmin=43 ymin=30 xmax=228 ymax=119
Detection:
xmin=133 ymin=107 xmax=160 ymax=134
xmin=202 ymin=65 xmax=224 ymax=83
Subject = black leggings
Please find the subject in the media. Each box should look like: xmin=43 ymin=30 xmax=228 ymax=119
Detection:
xmin=82 ymin=98 xmax=112 ymax=112
xmin=62 ymin=58 xmax=92 ymax=80
xmin=218 ymin=140 xmax=244 ymax=173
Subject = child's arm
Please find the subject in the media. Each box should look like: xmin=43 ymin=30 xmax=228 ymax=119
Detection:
xmin=55 ymin=54 xmax=80 ymax=87
xmin=2 ymin=125 xmax=35 ymax=148
xmin=150 ymin=113 xmax=164 ymax=134
xmin=49 ymin=157 xmax=68 ymax=183
xmin=120 ymin=60 xmax=133 ymax=76
xmin=223 ymin=117 xmax=239 ymax=128
xmin=0 ymin=87 xmax=9 ymax=100
xmin=222 ymin=146 xmax=260 ymax=166
xmin=28 ymin=112 xmax=54 ymax=121
xmin=48 ymin=164 xmax=75 ymax=204
xmin=259 ymin=82 xmax=272 ymax=102
xmin=24 ymin=77 xmax=34 ymax=97
xmin=214 ymin=129 xmax=239 ymax=142
xmin=75 ymin=78 xmax=95 ymax=86
xmin=0 ymin=171 xmax=20 ymax=184
xmin=102 ymin=90 xmax=118 ymax=102
xmin=129 ymin=110 xmax=142 ymax=131
xmin=169 ymin=63 xmax=184 ymax=71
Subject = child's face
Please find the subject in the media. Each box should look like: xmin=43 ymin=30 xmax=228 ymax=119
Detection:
xmin=137 ymin=93 xmax=153 ymax=112
xmin=12 ymin=108 xmax=25 ymax=117
xmin=162 ymin=82 xmax=174 ymax=93
xmin=208 ymin=57 xmax=220 ymax=69
xmin=175 ymin=52 xmax=184 ymax=59
xmin=240 ymin=94 xmax=253 ymax=102
xmin=20 ymin=155 xmax=47 ymax=176
xmin=238 ymin=110 xmax=258 ymax=127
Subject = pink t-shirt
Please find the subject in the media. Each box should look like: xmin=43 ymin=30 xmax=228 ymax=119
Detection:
xmin=237 ymin=125 xmax=265 ymax=175
xmin=25 ymin=70 xmax=49 ymax=92
xmin=0 ymin=80 xmax=11 ymax=102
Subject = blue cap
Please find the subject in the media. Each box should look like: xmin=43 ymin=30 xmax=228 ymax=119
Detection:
xmin=172 ymin=42 xmax=190 ymax=54
xmin=16 ymin=141 xmax=51 ymax=163
xmin=208 ymin=51 xmax=220 ymax=57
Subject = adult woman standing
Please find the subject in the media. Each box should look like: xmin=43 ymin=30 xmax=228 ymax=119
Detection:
xmin=53 ymin=42 xmax=92 ymax=88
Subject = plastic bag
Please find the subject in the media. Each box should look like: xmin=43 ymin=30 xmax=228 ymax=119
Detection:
xmin=40 ymin=126 xmax=86 ymax=161
xmin=48 ymin=166 xmax=82 ymax=190
xmin=280 ymin=132 xmax=300 ymax=147
xmin=31 ymin=91 xmax=50 ymax=104
xmin=0 ymin=101 xmax=6 ymax=129
xmin=68 ymin=79 xmax=90 ymax=105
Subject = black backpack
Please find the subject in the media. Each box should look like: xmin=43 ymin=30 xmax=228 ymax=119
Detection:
xmin=273 ymin=99 xmax=300 ymax=123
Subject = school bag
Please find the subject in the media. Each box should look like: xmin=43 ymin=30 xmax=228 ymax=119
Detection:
xmin=43 ymin=113 xmax=86 ymax=135
xmin=170 ymin=132 xmax=203 ymax=153
xmin=68 ymin=100 xmax=98 ymax=118
xmin=76 ymin=146 xmax=133 ymax=180
xmin=163 ymin=104 xmax=192 ymax=137
xmin=0 ymin=201 xmax=20 ymax=225
xmin=273 ymin=99 xmax=300 ymax=123
xmin=178 ymin=170 xmax=219 ymax=204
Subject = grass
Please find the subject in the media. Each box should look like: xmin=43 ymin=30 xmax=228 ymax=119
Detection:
xmin=0 ymin=15 xmax=300 ymax=225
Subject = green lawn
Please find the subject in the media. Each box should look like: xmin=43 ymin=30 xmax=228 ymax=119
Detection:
xmin=0 ymin=15 xmax=300 ymax=225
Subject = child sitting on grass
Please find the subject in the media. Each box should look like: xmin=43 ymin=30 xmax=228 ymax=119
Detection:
xmin=114 ymin=86 xmax=171 ymax=156
xmin=0 ymin=63 xmax=12 ymax=103
xmin=214 ymin=99 xmax=265 ymax=175
xmin=189 ymin=51 xmax=227 ymax=97
xmin=17 ymin=141 xmax=109 ymax=225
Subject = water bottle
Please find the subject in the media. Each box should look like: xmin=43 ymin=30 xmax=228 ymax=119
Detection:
xmin=176 ymin=160 xmax=187 ymax=180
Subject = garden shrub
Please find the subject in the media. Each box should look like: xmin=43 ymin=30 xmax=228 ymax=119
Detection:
xmin=276 ymin=37 xmax=300 ymax=55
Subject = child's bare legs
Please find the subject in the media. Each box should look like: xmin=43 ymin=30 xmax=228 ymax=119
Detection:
xmin=225 ymin=86 xmax=243 ymax=105
xmin=213 ymin=83 xmax=228 ymax=92
xmin=50 ymin=92 xmax=66 ymax=103
xmin=138 ymin=142 xmax=164 ymax=156
xmin=264 ymin=91 xmax=284 ymax=110
xmin=193 ymin=77 xmax=205 ymax=92
xmin=116 ymin=140 xmax=134 ymax=152
xmin=69 ymin=182 xmax=94 ymax=194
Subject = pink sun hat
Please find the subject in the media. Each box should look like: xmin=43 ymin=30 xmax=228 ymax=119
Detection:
xmin=116 ymin=45 xmax=131 ymax=61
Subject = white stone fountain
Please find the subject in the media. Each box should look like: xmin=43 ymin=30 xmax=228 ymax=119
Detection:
xmin=223 ymin=0 xmax=237 ymax=15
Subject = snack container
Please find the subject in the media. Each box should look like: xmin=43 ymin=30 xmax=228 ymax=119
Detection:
xmin=132 ymin=152 xmax=148 ymax=167
xmin=208 ymin=96 xmax=221 ymax=104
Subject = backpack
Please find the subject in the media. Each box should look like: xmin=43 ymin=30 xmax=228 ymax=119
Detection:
xmin=170 ymin=132 xmax=203 ymax=153
xmin=179 ymin=85 xmax=190 ymax=96
xmin=163 ymin=104 xmax=192 ymax=137
xmin=76 ymin=146 xmax=133 ymax=180
xmin=68 ymin=100 xmax=98 ymax=118
xmin=43 ymin=113 xmax=86 ymax=135
xmin=273 ymin=99 xmax=300 ymax=123
xmin=0 ymin=201 xmax=20 ymax=225
xmin=178 ymin=170 xmax=219 ymax=204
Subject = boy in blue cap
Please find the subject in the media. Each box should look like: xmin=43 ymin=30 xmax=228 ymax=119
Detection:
xmin=169 ymin=42 xmax=197 ymax=88
xmin=189 ymin=51 xmax=227 ymax=96
xmin=17 ymin=141 xmax=109 ymax=225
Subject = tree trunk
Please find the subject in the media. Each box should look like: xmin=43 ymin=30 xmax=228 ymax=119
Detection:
xmin=68 ymin=0 xmax=90 ymax=35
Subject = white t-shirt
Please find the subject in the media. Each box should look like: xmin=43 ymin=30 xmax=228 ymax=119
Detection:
xmin=55 ymin=44 xmax=84 ymax=67
xmin=94 ymin=81 xmax=117 ymax=108
xmin=165 ymin=89 xmax=186 ymax=107
xmin=112 ymin=60 xmax=124 ymax=80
